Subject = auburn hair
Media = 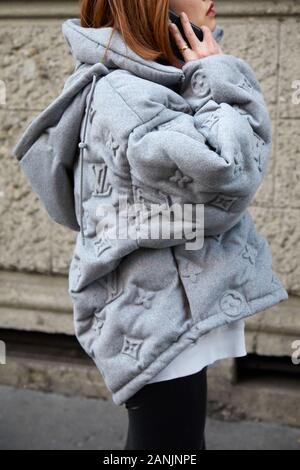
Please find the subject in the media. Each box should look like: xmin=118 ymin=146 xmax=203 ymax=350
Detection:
xmin=80 ymin=0 xmax=180 ymax=66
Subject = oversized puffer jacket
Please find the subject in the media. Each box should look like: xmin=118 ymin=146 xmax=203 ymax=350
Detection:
xmin=12 ymin=19 xmax=288 ymax=406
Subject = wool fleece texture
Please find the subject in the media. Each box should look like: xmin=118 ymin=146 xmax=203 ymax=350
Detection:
xmin=12 ymin=19 xmax=288 ymax=406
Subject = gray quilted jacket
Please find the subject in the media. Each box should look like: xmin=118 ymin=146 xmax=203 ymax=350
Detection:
xmin=12 ymin=19 xmax=288 ymax=406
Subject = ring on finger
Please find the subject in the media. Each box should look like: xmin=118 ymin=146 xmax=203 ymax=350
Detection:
xmin=179 ymin=44 xmax=190 ymax=52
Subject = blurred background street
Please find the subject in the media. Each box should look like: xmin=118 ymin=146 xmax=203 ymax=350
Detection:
xmin=1 ymin=385 xmax=299 ymax=450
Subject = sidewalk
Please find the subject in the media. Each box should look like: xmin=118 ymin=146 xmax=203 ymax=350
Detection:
xmin=0 ymin=385 xmax=299 ymax=450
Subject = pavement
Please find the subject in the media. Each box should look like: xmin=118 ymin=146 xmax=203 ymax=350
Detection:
xmin=0 ymin=385 xmax=299 ymax=450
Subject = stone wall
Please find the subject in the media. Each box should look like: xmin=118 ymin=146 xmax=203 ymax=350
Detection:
xmin=0 ymin=0 xmax=299 ymax=288
xmin=0 ymin=1 xmax=299 ymax=425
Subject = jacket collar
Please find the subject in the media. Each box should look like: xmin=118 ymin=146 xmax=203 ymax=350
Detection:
xmin=62 ymin=18 xmax=224 ymax=87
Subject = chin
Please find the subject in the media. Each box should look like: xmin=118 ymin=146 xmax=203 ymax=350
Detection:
xmin=206 ymin=17 xmax=217 ymax=32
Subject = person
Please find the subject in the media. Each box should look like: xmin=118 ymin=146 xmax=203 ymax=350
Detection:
xmin=124 ymin=1 xmax=246 ymax=450
xmin=12 ymin=0 xmax=288 ymax=450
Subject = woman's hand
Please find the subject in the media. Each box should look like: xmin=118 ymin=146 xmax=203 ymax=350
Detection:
xmin=168 ymin=11 xmax=222 ymax=63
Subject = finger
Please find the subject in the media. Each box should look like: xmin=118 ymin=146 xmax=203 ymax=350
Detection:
xmin=168 ymin=22 xmax=192 ymax=60
xmin=179 ymin=12 xmax=202 ymax=50
xmin=168 ymin=22 xmax=187 ymax=49
xmin=201 ymin=25 xmax=216 ymax=48
xmin=204 ymin=27 xmax=223 ymax=55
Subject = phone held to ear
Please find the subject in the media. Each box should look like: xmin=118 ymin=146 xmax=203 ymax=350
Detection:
xmin=169 ymin=9 xmax=204 ymax=61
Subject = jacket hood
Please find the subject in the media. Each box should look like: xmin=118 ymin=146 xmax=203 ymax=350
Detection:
xmin=12 ymin=18 xmax=224 ymax=233
xmin=12 ymin=61 xmax=109 ymax=232
xmin=62 ymin=18 xmax=224 ymax=86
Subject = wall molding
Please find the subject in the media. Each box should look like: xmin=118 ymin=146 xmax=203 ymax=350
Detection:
xmin=0 ymin=270 xmax=298 ymax=354
xmin=0 ymin=1 xmax=299 ymax=19
xmin=0 ymin=270 xmax=74 ymax=335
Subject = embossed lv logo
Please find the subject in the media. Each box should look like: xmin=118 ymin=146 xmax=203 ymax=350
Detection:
xmin=98 ymin=271 xmax=124 ymax=304
xmin=121 ymin=336 xmax=143 ymax=360
xmin=209 ymin=193 xmax=238 ymax=211
xmin=92 ymin=163 xmax=112 ymax=197
xmin=133 ymin=185 xmax=171 ymax=211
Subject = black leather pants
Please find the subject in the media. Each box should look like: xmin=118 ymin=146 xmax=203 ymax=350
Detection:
xmin=124 ymin=367 xmax=207 ymax=450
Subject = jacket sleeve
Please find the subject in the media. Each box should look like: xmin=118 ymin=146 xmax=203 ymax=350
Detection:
xmin=127 ymin=54 xmax=272 ymax=236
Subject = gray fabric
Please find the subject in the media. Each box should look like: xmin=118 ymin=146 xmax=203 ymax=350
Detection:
xmin=12 ymin=19 xmax=288 ymax=406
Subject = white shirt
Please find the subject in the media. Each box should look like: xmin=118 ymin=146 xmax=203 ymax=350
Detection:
xmin=148 ymin=319 xmax=247 ymax=383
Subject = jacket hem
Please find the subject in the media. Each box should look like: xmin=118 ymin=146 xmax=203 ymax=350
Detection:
xmin=109 ymin=286 xmax=288 ymax=406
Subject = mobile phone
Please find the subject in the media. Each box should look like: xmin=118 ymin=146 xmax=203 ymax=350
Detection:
xmin=169 ymin=9 xmax=204 ymax=60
